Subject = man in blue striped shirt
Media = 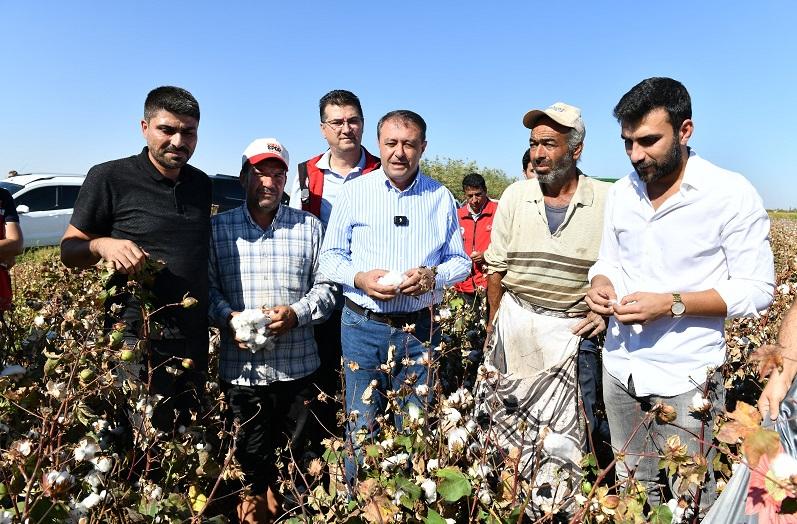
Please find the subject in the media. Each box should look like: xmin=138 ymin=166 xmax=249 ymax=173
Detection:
xmin=320 ymin=110 xmax=470 ymax=483
xmin=209 ymin=138 xmax=336 ymax=522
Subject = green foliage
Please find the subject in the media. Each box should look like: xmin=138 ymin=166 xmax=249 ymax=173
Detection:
xmin=421 ymin=157 xmax=516 ymax=202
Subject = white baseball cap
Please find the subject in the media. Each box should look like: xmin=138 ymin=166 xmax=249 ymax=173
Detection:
xmin=241 ymin=138 xmax=289 ymax=170
xmin=522 ymin=102 xmax=585 ymax=137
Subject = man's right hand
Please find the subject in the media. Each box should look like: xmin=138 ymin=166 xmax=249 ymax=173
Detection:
xmin=354 ymin=270 xmax=399 ymax=301
xmin=91 ymin=238 xmax=148 ymax=274
xmin=585 ymin=279 xmax=618 ymax=316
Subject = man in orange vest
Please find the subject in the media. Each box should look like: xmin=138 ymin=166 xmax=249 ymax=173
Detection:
xmin=289 ymin=90 xmax=380 ymax=226
xmin=289 ymin=90 xmax=380 ymax=445
xmin=454 ymin=173 xmax=498 ymax=301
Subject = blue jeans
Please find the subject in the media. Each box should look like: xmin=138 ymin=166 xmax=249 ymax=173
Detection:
xmin=340 ymin=304 xmax=438 ymax=483
xmin=603 ymin=367 xmax=723 ymax=513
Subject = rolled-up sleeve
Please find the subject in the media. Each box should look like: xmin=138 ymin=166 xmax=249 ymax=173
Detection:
xmin=715 ymin=186 xmax=775 ymax=317
xmin=435 ymin=196 xmax=470 ymax=288
xmin=291 ymin=219 xmax=338 ymax=326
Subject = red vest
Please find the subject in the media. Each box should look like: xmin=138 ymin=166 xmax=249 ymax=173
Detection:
xmin=297 ymin=148 xmax=381 ymax=218
xmin=454 ymin=199 xmax=498 ymax=294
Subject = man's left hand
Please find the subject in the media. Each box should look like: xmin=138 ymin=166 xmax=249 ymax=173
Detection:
xmin=266 ymin=305 xmax=298 ymax=336
xmin=400 ymin=267 xmax=436 ymax=297
xmin=612 ymin=292 xmax=673 ymax=325
xmin=571 ymin=313 xmax=607 ymax=338
xmin=470 ymin=251 xmax=485 ymax=265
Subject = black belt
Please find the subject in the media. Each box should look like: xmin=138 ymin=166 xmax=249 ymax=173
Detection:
xmin=345 ymin=298 xmax=421 ymax=327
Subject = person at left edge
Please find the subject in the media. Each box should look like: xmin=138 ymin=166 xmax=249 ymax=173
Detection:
xmin=319 ymin=109 xmax=471 ymax=484
xmin=209 ymin=138 xmax=336 ymax=523
xmin=0 ymin=187 xmax=23 ymax=311
xmin=60 ymin=86 xmax=210 ymax=430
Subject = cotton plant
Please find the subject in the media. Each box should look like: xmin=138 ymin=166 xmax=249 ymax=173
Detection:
xmin=230 ymin=308 xmax=276 ymax=352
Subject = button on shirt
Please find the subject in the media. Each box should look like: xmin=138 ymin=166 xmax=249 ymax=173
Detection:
xmin=589 ymin=151 xmax=774 ymax=396
xmin=319 ymin=169 xmax=471 ymax=313
xmin=209 ymin=204 xmax=337 ymax=386
xmin=289 ymin=149 xmax=367 ymax=227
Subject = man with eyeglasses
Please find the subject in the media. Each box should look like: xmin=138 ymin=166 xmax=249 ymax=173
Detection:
xmin=290 ymin=90 xmax=380 ymax=224
xmin=289 ymin=90 xmax=381 ymax=448
xmin=209 ymin=138 xmax=336 ymax=523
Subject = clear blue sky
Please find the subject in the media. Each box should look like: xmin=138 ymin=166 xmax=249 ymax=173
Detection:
xmin=2 ymin=1 xmax=795 ymax=209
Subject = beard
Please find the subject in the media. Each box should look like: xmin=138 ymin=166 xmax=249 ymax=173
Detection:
xmin=535 ymin=151 xmax=575 ymax=185
xmin=633 ymin=138 xmax=682 ymax=184
xmin=151 ymin=144 xmax=192 ymax=170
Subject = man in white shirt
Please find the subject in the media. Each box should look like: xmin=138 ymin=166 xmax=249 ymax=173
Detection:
xmin=587 ymin=77 xmax=774 ymax=513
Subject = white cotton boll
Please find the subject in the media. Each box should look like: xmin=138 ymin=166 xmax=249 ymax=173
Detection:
xmin=778 ymin=283 xmax=791 ymax=295
xmin=79 ymin=490 xmax=105 ymax=510
xmin=666 ymin=499 xmax=686 ymax=523
xmin=420 ymin=477 xmax=437 ymax=503
xmin=74 ymin=440 xmax=99 ymax=462
xmin=443 ymin=407 xmax=462 ymax=425
xmin=407 ymin=403 xmax=422 ymax=421
xmin=478 ymin=489 xmax=492 ymax=505
xmin=447 ymin=427 xmax=469 ymax=452
xmin=254 ymin=333 xmax=267 ymax=346
xmin=235 ymin=328 xmax=252 ymax=342
xmin=689 ymin=392 xmax=712 ymax=413
xmin=91 ymin=456 xmax=113 ymax=473
xmin=84 ymin=470 xmax=104 ymax=490
xmin=468 ymin=463 xmax=491 ymax=479
xmin=379 ymin=452 xmax=409 ymax=471
xmin=415 ymin=384 xmax=429 ymax=397
xmin=771 ymin=453 xmax=797 ymax=480
xmin=427 ymin=458 xmax=440 ymax=473
xmin=377 ymin=271 xmax=406 ymax=288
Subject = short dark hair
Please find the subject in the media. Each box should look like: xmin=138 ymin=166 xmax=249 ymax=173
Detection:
xmin=613 ymin=77 xmax=691 ymax=132
xmin=144 ymin=86 xmax=200 ymax=121
xmin=319 ymin=90 xmax=363 ymax=121
xmin=377 ymin=110 xmax=427 ymax=141
xmin=462 ymin=173 xmax=486 ymax=191
xmin=522 ymin=149 xmax=531 ymax=171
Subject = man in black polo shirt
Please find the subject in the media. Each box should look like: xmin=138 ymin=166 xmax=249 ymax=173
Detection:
xmin=61 ymin=86 xmax=211 ymax=429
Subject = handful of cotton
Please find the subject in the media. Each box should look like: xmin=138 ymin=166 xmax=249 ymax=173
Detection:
xmin=230 ymin=309 xmax=276 ymax=353
xmin=377 ymin=271 xmax=406 ymax=290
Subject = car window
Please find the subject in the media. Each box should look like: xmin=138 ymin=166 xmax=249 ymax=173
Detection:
xmin=15 ymin=187 xmax=57 ymax=212
xmin=211 ymin=177 xmax=245 ymax=212
xmin=57 ymin=185 xmax=81 ymax=210
xmin=0 ymin=182 xmax=23 ymax=194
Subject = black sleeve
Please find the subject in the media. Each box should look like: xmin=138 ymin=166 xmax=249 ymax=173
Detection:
xmin=69 ymin=166 xmax=114 ymax=236
xmin=0 ymin=189 xmax=19 ymax=223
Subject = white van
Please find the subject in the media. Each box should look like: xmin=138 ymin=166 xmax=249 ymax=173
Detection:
xmin=0 ymin=174 xmax=85 ymax=249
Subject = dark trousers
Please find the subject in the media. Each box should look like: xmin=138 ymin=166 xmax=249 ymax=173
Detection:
xmin=222 ymin=375 xmax=315 ymax=493
xmin=310 ymin=309 xmax=343 ymax=442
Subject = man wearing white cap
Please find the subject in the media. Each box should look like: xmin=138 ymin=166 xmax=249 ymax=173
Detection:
xmin=481 ymin=102 xmax=612 ymax=518
xmin=208 ymin=138 xmax=336 ymax=523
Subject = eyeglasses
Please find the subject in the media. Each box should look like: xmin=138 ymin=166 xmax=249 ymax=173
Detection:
xmin=323 ymin=116 xmax=363 ymax=131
